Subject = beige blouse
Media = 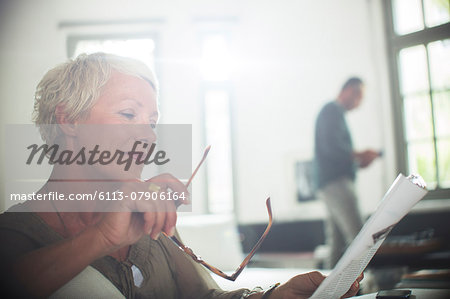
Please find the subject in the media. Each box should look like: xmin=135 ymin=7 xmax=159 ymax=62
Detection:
xmin=0 ymin=211 xmax=249 ymax=298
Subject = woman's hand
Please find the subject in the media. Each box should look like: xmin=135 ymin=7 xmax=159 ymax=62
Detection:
xmin=266 ymin=271 xmax=363 ymax=299
xmin=94 ymin=173 xmax=190 ymax=251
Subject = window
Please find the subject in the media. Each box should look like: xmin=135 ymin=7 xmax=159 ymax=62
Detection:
xmin=391 ymin=0 xmax=449 ymax=35
xmin=385 ymin=0 xmax=450 ymax=198
xmin=67 ymin=34 xmax=156 ymax=70
xmin=200 ymin=33 xmax=235 ymax=213
xmin=204 ymin=89 xmax=234 ymax=213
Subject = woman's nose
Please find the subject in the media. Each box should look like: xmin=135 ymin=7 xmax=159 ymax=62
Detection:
xmin=135 ymin=124 xmax=157 ymax=145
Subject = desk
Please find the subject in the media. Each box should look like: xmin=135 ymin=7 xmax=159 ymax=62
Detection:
xmin=354 ymin=288 xmax=450 ymax=299
xmin=370 ymin=249 xmax=450 ymax=270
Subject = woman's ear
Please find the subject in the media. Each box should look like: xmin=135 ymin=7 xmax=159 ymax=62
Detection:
xmin=55 ymin=104 xmax=77 ymax=137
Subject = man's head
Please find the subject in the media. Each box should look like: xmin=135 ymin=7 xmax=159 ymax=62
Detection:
xmin=337 ymin=77 xmax=364 ymax=111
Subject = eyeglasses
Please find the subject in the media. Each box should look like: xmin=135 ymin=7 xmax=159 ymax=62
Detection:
xmin=165 ymin=145 xmax=273 ymax=281
xmin=166 ymin=197 xmax=272 ymax=281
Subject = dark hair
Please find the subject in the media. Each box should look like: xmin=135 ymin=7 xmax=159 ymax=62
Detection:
xmin=341 ymin=77 xmax=363 ymax=91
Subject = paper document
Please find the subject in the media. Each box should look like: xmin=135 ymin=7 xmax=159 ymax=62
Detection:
xmin=310 ymin=174 xmax=428 ymax=299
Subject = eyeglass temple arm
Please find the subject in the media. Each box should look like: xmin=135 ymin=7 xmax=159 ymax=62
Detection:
xmin=165 ymin=234 xmax=231 ymax=276
xmin=186 ymin=145 xmax=211 ymax=188
xmin=166 ymin=197 xmax=272 ymax=282
xmin=175 ymin=145 xmax=211 ymax=208
xmin=229 ymin=197 xmax=272 ymax=280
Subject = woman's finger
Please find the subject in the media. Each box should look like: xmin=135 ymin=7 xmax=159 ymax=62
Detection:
xmin=307 ymin=271 xmax=326 ymax=287
xmin=143 ymin=212 xmax=156 ymax=235
xmin=341 ymin=272 xmax=363 ymax=298
xmin=150 ymin=210 xmax=165 ymax=240
xmin=147 ymin=196 xmax=167 ymax=240
xmin=341 ymin=280 xmax=360 ymax=298
xmin=163 ymin=201 xmax=177 ymax=236
xmin=147 ymin=174 xmax=190 ymax=204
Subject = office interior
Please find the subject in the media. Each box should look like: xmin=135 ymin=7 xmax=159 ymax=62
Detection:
xmin=0 ymin=0 xmax=449 ymax=294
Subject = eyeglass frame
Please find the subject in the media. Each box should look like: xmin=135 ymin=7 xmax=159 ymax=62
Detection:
xmin=164 ymin=197 xmax=273 ymax=281
xmin=163 ymin=145 xmax=273 ymax=281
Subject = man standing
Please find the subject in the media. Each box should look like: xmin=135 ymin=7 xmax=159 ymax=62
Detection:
xmin=314 ymin=77 xmax=380 ymax=268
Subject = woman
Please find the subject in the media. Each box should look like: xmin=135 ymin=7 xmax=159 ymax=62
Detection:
xmin=0 ymin=53 xmax=362 ymax=298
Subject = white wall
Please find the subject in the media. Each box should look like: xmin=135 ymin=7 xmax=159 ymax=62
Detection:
xmin=0 ymin=0 xmax=397 ymax=223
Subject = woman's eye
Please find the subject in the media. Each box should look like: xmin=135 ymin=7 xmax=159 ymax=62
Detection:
xmin=150 ymin=123 xmax=156 ymax=129
xmin=120 ymin=112 xmax=135 ymax=120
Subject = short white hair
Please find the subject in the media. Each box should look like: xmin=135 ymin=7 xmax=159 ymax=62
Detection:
xmin=33 ymin=52 xmax=158 ymax=144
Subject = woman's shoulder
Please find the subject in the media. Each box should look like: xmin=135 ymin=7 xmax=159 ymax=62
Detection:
xmin=0 ymin=206 xmax=61 ymax=246
xmin=0 ymin=207 xmax=35 ymax=229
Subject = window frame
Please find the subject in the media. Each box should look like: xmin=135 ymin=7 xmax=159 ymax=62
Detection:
xmin=200 ymin=81 xmax=236 ymax=214
xmin=383 ymin=0 xmax=450 ymax=199
xmin=66 ymin=32 xmax=160 ymax=73
xmin=197 ymin=29 xmax=237 ymax=214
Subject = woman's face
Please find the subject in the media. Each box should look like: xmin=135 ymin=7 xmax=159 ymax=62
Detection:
xmin=73 ymin=70 xmax=158 ymax=180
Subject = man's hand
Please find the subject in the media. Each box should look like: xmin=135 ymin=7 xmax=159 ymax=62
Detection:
xmin=354 ymin=149 xmax=380 ymax=168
